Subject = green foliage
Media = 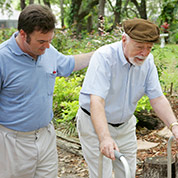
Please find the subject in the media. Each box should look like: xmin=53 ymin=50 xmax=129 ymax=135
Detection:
xmin=134 ymin=95 xmax=152 ymax=124
xmin=0 ymin=28 xmax=16 ymax=43
xmin=57 ymin=100 xmax=79 ymax=136
xmin=52 ymin=29 xmax=70 ymax=53
xmin=51 ymin=31 xmax=178 ymax=136
xmin=53 ymin=75 xmax=84 ymax=136
xmin=52 ymin=27 xmax=122 ymax=52
xmin=168 ymin=23 xmax=178 ymax=44
xmin=158 ymin=0 xmax=178 ymax=43
xmin=0 ymin=0 xmax=13 ymax=13
xmin=135 ymin=95 xmax=152 ymax=113
xmin=152 ymin=44 xmax=178 ymax=91
xmin=2 ymin=28 xmax=178 ymax=136
xmin=159 ymin=0 xmax=178 ymax=24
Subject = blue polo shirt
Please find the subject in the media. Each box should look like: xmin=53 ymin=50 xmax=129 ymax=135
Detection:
xmin=0 ymin=32 xmax=75 ymax=131
xmin=79 ymin=41 xmax=163 ymax=124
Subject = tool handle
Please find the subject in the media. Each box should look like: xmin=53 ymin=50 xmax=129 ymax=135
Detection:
xmin=98 ymin=151 xmax=131 ymax=178
xmin=114 ymin=150 xmax=131 ymax=178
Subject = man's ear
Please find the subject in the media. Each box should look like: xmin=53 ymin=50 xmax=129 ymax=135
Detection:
xmin=19 ymin=29 xmax=26 ymax=41
xmin=122 ymin=34 xmax=126 ymax=43
xmin=122 ymin=35 xmax=127 ymax=47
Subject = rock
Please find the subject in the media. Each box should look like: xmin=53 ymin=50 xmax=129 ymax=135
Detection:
xmin=137 ymin=140 xmax=159 ymax=150
xmin=135 ymin=112 xmax=164 ymax=130
xmin=157 ymin=126 xmax=172 ymax=138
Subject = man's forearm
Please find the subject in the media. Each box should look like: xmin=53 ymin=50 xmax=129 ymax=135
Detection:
xmin=73 ymin=51 xmax=94 ymax=71
xmin=90 ymin=94 xmax=120 ymax=159
xmin=150 ymin=95 xmax=177 ymax=127
xmin=90 ymin=94 xmax=110 ymax=142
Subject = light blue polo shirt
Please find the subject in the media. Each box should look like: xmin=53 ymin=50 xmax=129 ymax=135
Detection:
xmin=79 ymin=41 xmax=163 ymax=124
xmin=0 ymin=32 xmax=75 ymax=131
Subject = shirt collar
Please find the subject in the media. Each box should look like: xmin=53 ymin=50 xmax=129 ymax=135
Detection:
xmin=8 ymin=31 xmax=26 ymax=56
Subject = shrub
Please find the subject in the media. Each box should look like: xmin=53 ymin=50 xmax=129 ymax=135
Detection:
xmin=53 ymin=75 xmax=84 ymax=136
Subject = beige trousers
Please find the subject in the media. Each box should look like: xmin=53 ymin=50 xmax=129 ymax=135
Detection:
xmin=0 ymin=122 xmax=58 ymax=178
xmin=77 ymin=107 xmax=137 ymax=178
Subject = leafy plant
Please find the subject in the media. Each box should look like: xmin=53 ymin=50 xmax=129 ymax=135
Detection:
xmin=2 ymin=28 xmax=178 ymax=136
xmin=57 ymin=100 xmax=79 ymax=136
xmin=135 ymin=95 xmax=152 ymax=113
xmin=53 ymin=75 xmax=84 ymax=136
xmin=0 ymin=28 xmax=16 ymax=43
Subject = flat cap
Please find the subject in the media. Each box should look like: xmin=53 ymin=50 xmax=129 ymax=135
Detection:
xmin=123 ymin=18 xmax=160 ymax=43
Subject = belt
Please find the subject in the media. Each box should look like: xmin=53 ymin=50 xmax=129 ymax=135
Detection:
xmin=80 ymin=107 xmax=124 ymax=127
xmin=81 ymin=107 xmax=91 ymax=116
xmin=108 ymin=122 xmax=124 ymax=127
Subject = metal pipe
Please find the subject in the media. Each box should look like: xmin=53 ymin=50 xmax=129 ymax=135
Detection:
xmin=98 ymin=152 xmax=103 ymax=178
xmin=167 ymin=135 xmax=174 ymax=178
xmin=114 ymin=151 xmax=131 ymax=178
xmin=98 ymin=151 xmax=131 ymax=178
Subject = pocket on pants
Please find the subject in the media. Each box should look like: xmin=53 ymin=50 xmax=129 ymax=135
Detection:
xmin=77 ymin=109 xmax=95 ymax=137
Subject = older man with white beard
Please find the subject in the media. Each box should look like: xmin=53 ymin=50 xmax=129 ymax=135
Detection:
xmin=76 ymin=18 xmax=178 ymax=178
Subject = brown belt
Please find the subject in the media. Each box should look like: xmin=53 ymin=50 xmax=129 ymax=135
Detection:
xmin=80 ymin=107 xmax=124 ymax=127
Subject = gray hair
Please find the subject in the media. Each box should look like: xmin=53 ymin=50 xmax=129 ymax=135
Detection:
xmin=122 ymin=32 xmax=131 ymax=42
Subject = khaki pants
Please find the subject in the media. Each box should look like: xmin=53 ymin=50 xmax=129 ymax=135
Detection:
xmin=0 ymin=122 xmax=58 ymax=178
xmin=77 ymin=107 xmax=137 ymax=178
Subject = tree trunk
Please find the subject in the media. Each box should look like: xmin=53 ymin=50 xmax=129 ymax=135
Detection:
xmin=60 ymin=0 xmax=65 ymax=28
xmin=87 ymin=14 xmax=93 ymax=33
xmin=43 ymin=0 xmax=51 ymax=8
xmin=70 ymin=0 xmax=98 ymax=35
xmin=77 ymin=0 xmax=99 ymax=22
xmin=56 ymin=130 xmax=83 ymax=157
xmin=114 ymin=0 xmax=122 ymax=26
xmin=20 ymin=0 xmax=26 ymax=10
xmin=98 ymin=0 xmax=105 ymax=35
xmin=122 ymin=0 xmax=130 ymax=13
xmin=140 ymin=0 xmax=147 ymax=19
xmin=29 ymin=0 xmax=34 ymax=4
xmin=70 ymin=0 xmax=82 ymax=24
xmin=143 ymin=156 xmax=176 ymax=178
xmin=130 ymin=0 xmax=147 ymax=19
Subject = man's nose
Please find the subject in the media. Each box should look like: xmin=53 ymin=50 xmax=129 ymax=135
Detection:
xmin=44 ymin=42 xmax=50 ymax=48
xmin=140 ymin=48 xmax=150 ymax=57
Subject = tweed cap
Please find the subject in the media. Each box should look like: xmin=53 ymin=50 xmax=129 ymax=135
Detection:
xmin=123 ymin=18 xmax=160 ymax=43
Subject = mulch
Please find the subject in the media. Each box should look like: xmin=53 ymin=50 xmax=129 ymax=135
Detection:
xmin=57 ymin=94 xmax=178 ymax=178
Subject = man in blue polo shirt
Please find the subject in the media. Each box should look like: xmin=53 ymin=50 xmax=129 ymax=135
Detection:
xmin=0 ymin=4 xmax=93 ymax=178
xmin=77 ymin=18 xmax=178 ymax=178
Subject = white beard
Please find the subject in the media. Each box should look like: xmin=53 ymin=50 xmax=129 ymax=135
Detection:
xmin=129 ymin=56 xmax=147 ymax=66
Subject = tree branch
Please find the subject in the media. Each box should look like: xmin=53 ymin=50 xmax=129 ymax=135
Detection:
xmin=107 ymin=0 xmax=115 ymax=12
xmin=122 ymin=0 xmax=130 ymax=14
xmin=78 ymin=0 xmax=99 ymax=21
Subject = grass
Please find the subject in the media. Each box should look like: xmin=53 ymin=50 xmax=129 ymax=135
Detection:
xmin=152 ymin=44 xmax=178 ymax=93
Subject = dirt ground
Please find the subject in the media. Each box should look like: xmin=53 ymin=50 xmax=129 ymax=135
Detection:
xmin=57 ymin=146 xmax=88 ymax=178
xmin=57 ymin=95 xmax=178 ymax=178
xmin=57 ymin=130 xmax=178 ymax=178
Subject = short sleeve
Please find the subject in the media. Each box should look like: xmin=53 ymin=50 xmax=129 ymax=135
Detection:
xmin=80 ymin=50 xmax=111 ymax=99
xmin=50 ymin=45 xmax=75 ymax=77
xmin=56 ymin=53 xmax=75 ymax=77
